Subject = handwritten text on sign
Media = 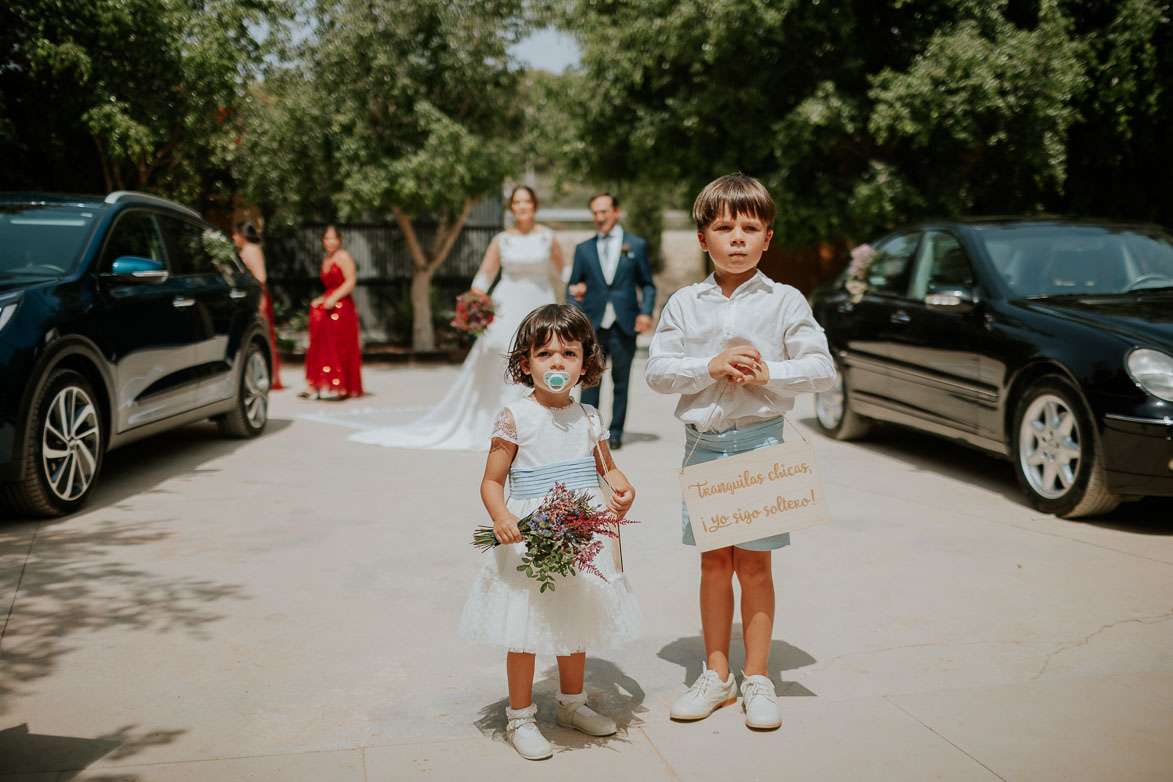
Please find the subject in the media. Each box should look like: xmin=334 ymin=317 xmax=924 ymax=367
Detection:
xmin=679 ymin=440 xmax=830 ymax=551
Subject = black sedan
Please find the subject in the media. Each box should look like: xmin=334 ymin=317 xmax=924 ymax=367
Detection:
xmin=0 ymin=192 xmax=273 ymax=517
xmin=811 ymin=219 xmax=1173 ymax=518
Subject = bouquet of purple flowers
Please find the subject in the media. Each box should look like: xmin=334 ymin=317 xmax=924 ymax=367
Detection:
xmin=472 ymin=482 xmax=637 ymax=593
xmin=451 ymin=290 xmax=495 ymax=340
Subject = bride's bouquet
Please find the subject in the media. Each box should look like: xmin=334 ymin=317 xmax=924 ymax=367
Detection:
xmin=472 ymin=482 xmax=637 ymax=593
xmin=451 ymin=290 xmax=495 ymax=340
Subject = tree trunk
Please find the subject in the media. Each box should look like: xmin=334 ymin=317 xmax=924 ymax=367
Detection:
xmin=409 ymin=265 xmax=437 ymax=351
xmin=392 ymin=200 xmax=475 ymax=353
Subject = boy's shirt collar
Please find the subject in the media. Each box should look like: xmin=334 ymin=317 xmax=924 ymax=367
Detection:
xmin=696 ymin=270 xmax=771 ymax=299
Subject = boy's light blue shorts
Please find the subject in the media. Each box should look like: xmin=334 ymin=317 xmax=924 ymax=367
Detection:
xmin=681 ymin=416 xmax=791 ymax=551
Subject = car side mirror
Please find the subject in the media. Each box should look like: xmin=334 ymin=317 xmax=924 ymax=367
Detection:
xmin=108 ymin=257 xmax=169 ymax=284
xmin=924 ymin=285 xmax=977 ymax=313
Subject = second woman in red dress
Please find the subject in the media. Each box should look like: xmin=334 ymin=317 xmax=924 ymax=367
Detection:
xmin=233 ymin=221 xmax=284 ymax=390
xmin=300 ymin=225 xmax=364 ymax=399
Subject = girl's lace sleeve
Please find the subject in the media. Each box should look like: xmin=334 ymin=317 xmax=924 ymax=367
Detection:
xmin=490 ymin=407 xmax=519 ymax=444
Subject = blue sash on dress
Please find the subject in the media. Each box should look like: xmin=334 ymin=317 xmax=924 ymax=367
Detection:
xmin=509 ymin=457 xmax=598 ymax=499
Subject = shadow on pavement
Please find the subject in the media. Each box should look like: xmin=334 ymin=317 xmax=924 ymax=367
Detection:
xmin=473 ymin=655 xmax=648 ymax=752
xmin=801 ymin=417 xmax=1173 ymax=529
xmin=87 ymin=418 xmax=293 ymax=517
xmin=0 ymin=418 xmax=294 ymax=524
xmin=658 ymin=628 xmax=817 ymax=697
xmin=0 ymin=721 xmax=185 ymax=778
xmin=1 ymin=418 xmax=293 ymax=525
xmin=0 ymin=519 xmax=248 ymax=716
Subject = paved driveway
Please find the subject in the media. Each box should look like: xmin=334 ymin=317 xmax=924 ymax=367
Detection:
xmin=2 ymin=360 xmax=1171 ymax=781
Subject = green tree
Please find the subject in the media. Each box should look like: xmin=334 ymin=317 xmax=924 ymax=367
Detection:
xmin=238 ymin=0 xmax=530 ymax=350
xmin=0 ymin=0 xmax=292 ymax=204
xmin=1061 ymin=0 xmax=1173 ymax=224
xmin=564 ymin=0 xmax=1170 ymax=247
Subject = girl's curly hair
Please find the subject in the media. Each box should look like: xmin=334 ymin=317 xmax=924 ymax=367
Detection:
xmin=505 ymin=304 xmax=604 ymax=388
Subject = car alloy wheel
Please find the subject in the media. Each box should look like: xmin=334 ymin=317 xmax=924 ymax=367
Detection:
xmin=815 ymin=372 xmax=846 ymax=431
xmin=0 ymin=368 xmax=105 ymax=517
xmin=41 ymin=384 xmax=101 ymax=502
xmin=1017 ymin=392 xmax=1081 ymax=500
xmin=813 ymin=358 xmax=870 ymax=441
xmin=219 ymin=338 xmax=270 ymax=438
xmin=244 ymin=349 xmax=269 ymax=429
xmin=1011 ymin=376 xmax=1119 ymax=518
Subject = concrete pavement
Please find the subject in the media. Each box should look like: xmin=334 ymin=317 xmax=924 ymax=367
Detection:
xmin=1 ymin=358 xmax=1172 ymax=781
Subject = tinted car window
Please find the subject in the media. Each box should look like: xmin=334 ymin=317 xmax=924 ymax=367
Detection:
xmin=909 ymin=231 xmax=974 ymax=299
xmin=0 ymin=204 xmax=98 ymax=276
xmin=97 ymin=211 xmax=166 ymax=273
xmin=158 ymin=215 xmax=240 ymax=278
xmin=866 ymin=232 xmax=920 ymax=295
xmin=979 ymin=225 xmax=1173 ymax=296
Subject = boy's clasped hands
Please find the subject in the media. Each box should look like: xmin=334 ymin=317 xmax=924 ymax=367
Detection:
xmin=708 ymin=344 xmax=770 ymax=386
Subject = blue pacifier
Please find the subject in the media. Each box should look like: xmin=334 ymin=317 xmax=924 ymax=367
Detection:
xmin=543 ymin=370 xmax=572 ymax=391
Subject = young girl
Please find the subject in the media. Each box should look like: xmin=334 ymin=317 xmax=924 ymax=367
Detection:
xmin=458 ymin=304 xmax=643 ymax=760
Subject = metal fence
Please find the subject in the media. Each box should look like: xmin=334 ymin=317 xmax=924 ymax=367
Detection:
xmin=264 ymin=198 xmax=503 ymax=344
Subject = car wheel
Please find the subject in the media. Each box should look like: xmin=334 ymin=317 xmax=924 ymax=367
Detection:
xmin=814 ymin=358 xmax=871 ymax=440
xmin=218 ymin=340 xmax=270 ymax=438
xmin=0 ymin=369 xmax=104 ymax=517
xmin=1010 ymin=375 xmax=1120 ymax=518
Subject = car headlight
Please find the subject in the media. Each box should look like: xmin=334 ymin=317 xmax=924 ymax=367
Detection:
xmin=0 ymin=291 xmax=21 ymax=332
xmin=1126 ymin=348 xmax=1173 ymax=402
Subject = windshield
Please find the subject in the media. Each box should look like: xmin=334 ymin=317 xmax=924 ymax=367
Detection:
xmin=977 ymin=224 xmax=1173 ymax=297
xmin=0 ymin=204 xmax=99 ymax=278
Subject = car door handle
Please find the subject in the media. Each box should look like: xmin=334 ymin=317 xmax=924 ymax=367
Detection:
xmin=229 ymin=289 xmax=247 ymax=299
xmin=172 ymin=297 xmax=196 ymax=309
xmin=890 ymin=310 xmax=911 ymax=324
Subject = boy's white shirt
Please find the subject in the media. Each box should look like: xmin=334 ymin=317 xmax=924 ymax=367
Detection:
xmin=645 ymin=270 xmax=836 ymax=432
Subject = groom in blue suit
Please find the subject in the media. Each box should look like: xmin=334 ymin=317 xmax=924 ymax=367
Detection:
xmin=568 ymin=192 xmax=657 ymax=449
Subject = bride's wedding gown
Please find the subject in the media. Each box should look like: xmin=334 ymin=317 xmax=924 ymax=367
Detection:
xmin=347 ymin=228 xmax=557 ymax=451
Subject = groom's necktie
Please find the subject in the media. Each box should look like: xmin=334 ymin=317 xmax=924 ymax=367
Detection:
xmin=597 ymin=232 xmax=618 ymax=328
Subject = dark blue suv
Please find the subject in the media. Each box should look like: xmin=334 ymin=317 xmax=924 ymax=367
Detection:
xmin=0 ymin=192 xmax=273 ymax=516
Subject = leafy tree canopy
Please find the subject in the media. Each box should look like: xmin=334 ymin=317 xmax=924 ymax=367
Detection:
xmin=565 ymin=0 xmax=1172 ymax=246
xmin=0 ymin=0 xmax=293 ymax=204
xmin=235 ymin=0 xmax=535 ymax=348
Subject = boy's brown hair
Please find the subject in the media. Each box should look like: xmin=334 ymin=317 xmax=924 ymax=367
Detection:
xmin=505 ymin=304 xmax=605 ymax=388
xmin=691 ymin=173 xmax=776 ymax=231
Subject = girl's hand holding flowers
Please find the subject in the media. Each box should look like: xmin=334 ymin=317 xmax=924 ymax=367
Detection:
xmin=492 ymin=512 xmax=523 ymax=545
xmin=606 ymin=477 xmax=634 ymax=518
xmin=472 ymin=483 xmax=637 ymax=593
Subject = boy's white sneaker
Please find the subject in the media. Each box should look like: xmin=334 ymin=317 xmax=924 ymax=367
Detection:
xmin=669 ymin=663 xmax=738 ymax=721
xmin=555 ymin=692 xmax=617 ymax=736
xmin=740 ymin=673 xmax=782 ymax=730
xmin=505 ymin=704 xmax=552 ymax=760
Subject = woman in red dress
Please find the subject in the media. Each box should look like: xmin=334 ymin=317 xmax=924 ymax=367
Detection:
xmin=300 ymin=225 xmax=363 ymax=399
xmin=232 ymin=222 xmax=284 ymax=390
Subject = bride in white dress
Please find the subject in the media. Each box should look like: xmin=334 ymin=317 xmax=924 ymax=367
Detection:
xmin=350 ymin=186 xmax=566 ymax=450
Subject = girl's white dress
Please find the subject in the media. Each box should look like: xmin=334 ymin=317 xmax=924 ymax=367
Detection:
xmin=458 ymin=395 xmax=643 ymax=655
xmin=348 ymin=229 xmax=558 ymax=451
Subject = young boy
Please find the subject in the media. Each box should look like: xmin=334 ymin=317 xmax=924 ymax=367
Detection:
xmin=645 ymin=174 xmax=835 ymax=730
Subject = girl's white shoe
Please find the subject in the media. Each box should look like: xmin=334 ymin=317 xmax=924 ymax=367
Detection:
xmin=555 ymin=691 xmax=617 ymax=736
xmin=505 ymin=704 xmax=552 ymax=760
